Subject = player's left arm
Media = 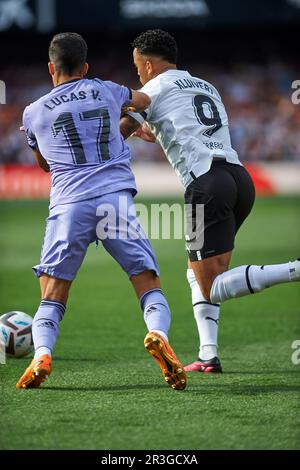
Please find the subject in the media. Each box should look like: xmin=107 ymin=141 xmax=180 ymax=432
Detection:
xmin=120 ymin=115 xmax=156 ymax=143
xmin=31 ymin=148 xmax=50 ymax=173
xmin=120 ymin=115 xmax=141 ymax=140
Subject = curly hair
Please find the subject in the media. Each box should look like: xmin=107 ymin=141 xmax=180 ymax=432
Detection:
xmin=132 ymin=29 xmax=177 ymax=64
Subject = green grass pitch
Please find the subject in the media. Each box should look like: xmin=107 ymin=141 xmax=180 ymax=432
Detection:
xmin=0 ymin=196 xmax=299 ymax=450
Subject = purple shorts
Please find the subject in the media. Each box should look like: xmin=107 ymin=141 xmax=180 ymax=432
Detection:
xmin=33 ymin=190 xmax=159 ymax=281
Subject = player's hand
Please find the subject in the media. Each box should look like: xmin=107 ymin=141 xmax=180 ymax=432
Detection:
xmin=20 ymin=126 xmax=25 ymax=132
xmin=132 ymin=123 xmax=156 ymax=143
xmin=122 ymin=105 xmax=139 ymax=114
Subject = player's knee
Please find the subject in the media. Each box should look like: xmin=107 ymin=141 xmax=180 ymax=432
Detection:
xmin=132 ymin=269 xmax=158 ymax=283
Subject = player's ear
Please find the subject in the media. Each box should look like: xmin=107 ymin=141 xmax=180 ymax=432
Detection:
xmin=82 ymin=63 xmax=89 ymax=76
xmin=48 ymin=62 xmax=55 ymax=76
xmin=146 ymin=60 xmax=153 ymax=77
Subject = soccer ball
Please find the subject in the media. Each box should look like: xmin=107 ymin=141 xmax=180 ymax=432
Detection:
xmin=0 ymin=311 xmax=34 ymax=358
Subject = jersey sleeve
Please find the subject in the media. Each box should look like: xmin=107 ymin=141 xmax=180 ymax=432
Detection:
xmin=104 ymin=80 xmax=132 ymax=108
xmin=126 ymin=110 xmax=148 ymax=125
xmin=22 ymin=106 xmax=38 ymax=150
xmin=126 ymin=76 xmax=162 ymax=124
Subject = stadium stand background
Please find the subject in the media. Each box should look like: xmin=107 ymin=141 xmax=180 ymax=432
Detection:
xmin=0 ymin=0 xmax=299 ymax=196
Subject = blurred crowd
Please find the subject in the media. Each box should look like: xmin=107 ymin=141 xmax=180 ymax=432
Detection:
xmin=0 ymin=58 xmax=299 ymax=165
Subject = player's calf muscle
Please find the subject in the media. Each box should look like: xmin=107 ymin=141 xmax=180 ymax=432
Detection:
xmin=190 ymin=252 xmax=232 ymax=301
xmin=39 ymin=274 xmax=71 ymax=304
xmin=191 ymin=274 xmax=212 ymax=302
xmin=131 ymin=270 xmax=160 ymax=298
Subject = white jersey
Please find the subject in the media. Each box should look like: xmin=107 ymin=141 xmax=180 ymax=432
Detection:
xmin=128 ymin=69 xmax=242 ymax=188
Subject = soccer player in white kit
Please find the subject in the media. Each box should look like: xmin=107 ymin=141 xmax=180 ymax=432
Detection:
xmin=120 ymin=29 xmax=300 ymax=373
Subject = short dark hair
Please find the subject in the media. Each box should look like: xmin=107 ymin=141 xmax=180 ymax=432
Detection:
xmin=132 ymin=29 xmax=177 ymax=64
xmin=49 ymin=32 xmax=88 ymax=75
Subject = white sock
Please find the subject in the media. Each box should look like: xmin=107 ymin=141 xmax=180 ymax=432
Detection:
xmin=34 ymin=346 xmax=52 ymax=359
xmin=151 ymin=330 xmax=168 ymax=342
xmin=140 ymin=288 xmax=170 ymax=341
xmin=210 ymin=261 xmax=298 ymax=304
xmin=201 ymin=345 xmax=218 ymax=361
xmin=187 ymin=269 xmax=220 ymax=360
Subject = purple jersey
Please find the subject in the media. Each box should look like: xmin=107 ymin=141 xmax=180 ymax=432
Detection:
xmin=23 ymin=78 xmax=137 ymax=208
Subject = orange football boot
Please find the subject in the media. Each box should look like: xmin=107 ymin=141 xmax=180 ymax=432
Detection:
xmin=16 ymin=354 xmax=52 ymax=389
xmin=144 ymin=332 xmax=186 ymax=390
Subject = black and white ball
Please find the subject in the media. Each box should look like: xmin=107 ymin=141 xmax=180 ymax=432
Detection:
xmin=0 ymin=311 xmax=33 ymax=358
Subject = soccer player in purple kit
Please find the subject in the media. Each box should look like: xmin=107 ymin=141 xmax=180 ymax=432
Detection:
xmin=16 ymin=32 xmax=186 ymax=391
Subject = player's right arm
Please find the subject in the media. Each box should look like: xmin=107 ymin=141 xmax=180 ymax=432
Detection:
xmin=119 ymin=100 xmax=150 ymax=140
xmin=120 ymin=114 xmax=141 ymax=139
xmin=125 ymin=90 xmax=151 ymax=113
xmin=22 ymin=107 xmax=50 ymax=173
xmin=103 ymin=80 xmax=150 ymax=113
xmin=120 ymin=76 xmax=162 ymax=140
